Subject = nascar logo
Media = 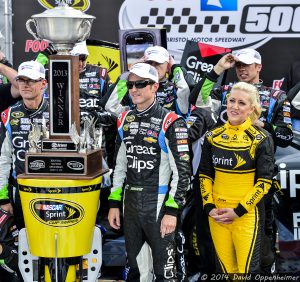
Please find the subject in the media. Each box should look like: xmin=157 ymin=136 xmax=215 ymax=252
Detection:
xmin=38 ymin=0 xmax=90 ymax=12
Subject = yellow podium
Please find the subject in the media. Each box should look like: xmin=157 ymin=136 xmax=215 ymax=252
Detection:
xmin=18 ymin=175 xmax=102 ymax=258
xmin=17 ymin=172 xmax=107 ymax=282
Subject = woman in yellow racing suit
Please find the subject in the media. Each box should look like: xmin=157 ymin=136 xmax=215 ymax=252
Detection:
xmin=199 ymin=82 xmax=275 ymax=274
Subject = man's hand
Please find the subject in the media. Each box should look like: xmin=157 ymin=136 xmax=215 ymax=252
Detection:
xmin=254 ymin=120 xmax=264 ymax=128
xmin=108 ymin=208 xmax=121 ymax=230
xmin=214 ymin=53 xmax=236 ymax=75
xmin=0 ymin=203 xmax=13 ymax=214
xmin=42 ymin=43 xmax=57 ymax=57
xmin=160 ymin=214 xmax=177 ymax=238
xmin=167 ymin=55 xmax=175 ymax=74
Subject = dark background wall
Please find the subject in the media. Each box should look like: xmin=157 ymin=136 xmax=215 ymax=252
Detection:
xmin=12 ymin=0 xmax=123 ymax=66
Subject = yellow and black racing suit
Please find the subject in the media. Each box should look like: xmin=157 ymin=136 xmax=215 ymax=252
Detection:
xmin=199 ymin=118 xmax=275 ymax=273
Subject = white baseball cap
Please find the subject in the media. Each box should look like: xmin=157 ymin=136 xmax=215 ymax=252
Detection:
xmin=16 ymin=61 xmax=45 ymax=80
xmin=144 ymin=46 xmax=169 ymax=64
xmin=234 ymin=48 xmax=262 ymax=64
xmin=129 ymin=63 xmax=159 ymax=83
xmin=70 ymin=41 xmax=89 ymax=56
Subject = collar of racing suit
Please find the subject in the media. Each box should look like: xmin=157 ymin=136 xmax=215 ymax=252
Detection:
xmin=253 ymin=79 xmax=263 ymax=89
xmin=134 ymin=99 xmax=159 ymax=118
xmin=225 ymin=117 xmax=252 ymax=132
xmin=22 ymin=96 xmax=48 ymax=118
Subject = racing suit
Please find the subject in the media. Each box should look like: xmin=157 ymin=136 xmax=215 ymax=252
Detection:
xmin=189 ymin=70 xmax=293 ymax=148
xmin=0 ymin=208 xmax=19 ymax=278
xmin=104 ymin=65 xmax=196 ymax=119
xmin=190 ymin=69 xmax=293 ymax=271
xmin=199 ymin=118 xmax=275 ymax=273
xmin=186 ymin=106 xmax=217 ymax=274
xmin=108 ymin=101 xmax=191 ymax=281
xmin=77 ymin=64 xmax=116 ymax=168
xmin=0 ymin=98 xmax=49 ymax=229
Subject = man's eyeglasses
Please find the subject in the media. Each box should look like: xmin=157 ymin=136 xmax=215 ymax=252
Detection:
xmin=126 ymin=80 xmax=155 ymax=89
xmin=79 ymin=54 xmax=88 ymax=61
xmin=16 ymin=77 xmax=43 ymax=86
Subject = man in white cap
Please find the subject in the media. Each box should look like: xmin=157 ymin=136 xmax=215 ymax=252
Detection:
xmin=108 ymin=63 xmax=190 ymax=281
xmin=105 ymin=45 xmax=195 ymax=119
xmin=0 ymin=61 xmax=49 ymax=224
xmin=190 ymin=48 xmax=293 ymax=273
xmin=0 ymin=61 xmax=48 ymax=280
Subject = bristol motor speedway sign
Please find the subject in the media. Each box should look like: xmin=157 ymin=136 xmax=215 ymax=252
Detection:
xmin=119 ymin=0 xmax=300 ymax=87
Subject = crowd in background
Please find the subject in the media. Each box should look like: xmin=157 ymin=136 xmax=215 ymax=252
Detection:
xmin=0 ymin=42 xmax=298 ymax=281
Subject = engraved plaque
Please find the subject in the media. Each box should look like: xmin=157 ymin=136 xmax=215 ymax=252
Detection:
xmin=49 ymin=55 xmax=80 ymax=139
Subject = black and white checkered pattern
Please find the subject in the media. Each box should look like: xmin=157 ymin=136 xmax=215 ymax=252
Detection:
xmin=140 ymin=7 xmax=236 ymax=33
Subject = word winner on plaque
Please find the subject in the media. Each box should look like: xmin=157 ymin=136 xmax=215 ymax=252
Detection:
xmin=49 ymin=55 xmax=80 ymax=139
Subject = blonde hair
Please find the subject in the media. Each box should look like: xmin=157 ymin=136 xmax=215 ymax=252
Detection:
xmin=229 ymin=82 xmax=261 ymax=123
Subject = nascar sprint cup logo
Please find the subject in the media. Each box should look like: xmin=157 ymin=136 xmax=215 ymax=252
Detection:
xmin=38 ymin=0 xmax=90 ymax=11
xmin=119 ymin=0 xmax=300 ymax=60
xmin=30 ymin=199 xmax=84 ymax=227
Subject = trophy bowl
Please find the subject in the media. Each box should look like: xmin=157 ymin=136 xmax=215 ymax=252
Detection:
xmin=26 ymin=3 xmax=95 ymax=54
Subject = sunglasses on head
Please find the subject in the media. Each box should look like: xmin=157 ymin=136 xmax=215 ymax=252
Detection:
xmin=126 ymin=80 xmax=155 ymax=89
xmin=79 ymin=54 xmax=88 ymax=61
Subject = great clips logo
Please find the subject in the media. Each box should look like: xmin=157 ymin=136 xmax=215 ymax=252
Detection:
xmin=38 ymin=0 xmax=90 ymax=12
xmin=201 ymin=0 xmax=237 ymax=11
xmin=30 ymin=199 xmax=84 ymax=227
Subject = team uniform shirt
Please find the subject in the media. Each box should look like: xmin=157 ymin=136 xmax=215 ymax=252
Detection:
xmin=108 ymin=101 xmax=190 ymax=281
xmin=199 ymin=118 xmax=275 ymax=273
xmin=105 ymin=65 xmax=196 ymax=119
xmin=79 ymin=64 xmax=114 ymax=122
xmin=0 ymin=98 xmax=49 ymax=204
xmin=108 ymin=101 xmax=191 ymax=215
xmin=189 ymin=70 xmax=293 ymax=148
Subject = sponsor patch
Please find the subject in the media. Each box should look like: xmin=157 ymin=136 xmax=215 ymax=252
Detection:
xmin=255 ymin=134 xmax=263 ymax=140
xmin=150 ymin=117 xmax=162 ymax=125
xmin=130 ymin=129 xmax=138 ymax=134
xmin=139 ymin=128 xmax=147 ymax=135
xmin=11 ymin=112 xmax=24 ymax=118
xmin=144 ymin=137 xmax=157 ymax=143
xmin=126 ymin=115 xmax=135 ymax=122
xmin=176 ymin=133 xmax=188 ymax=139
xmin=123 ymin=124 xmax=129 ymax=131
xmin=88 ymin=90 xmax=98 ymax=95
xmin=177 ymin=139 xmax=188 ymax=145
xmin=147 ymin=129 xmax=158 ymax=137
xmin=10 ymin=119 xmax=19 ymax=126
xmin=179 ymin=153 xmax=190 ymax=161
xmin=130 ymin=122 xmax=139 ymax=129
xmin=175 ymin=128 xmax=188 ymax=132
xmin=177 ymin=145 xmax=189 ymax=152
xmin=140 ymin=122 xmax=150 ymax=128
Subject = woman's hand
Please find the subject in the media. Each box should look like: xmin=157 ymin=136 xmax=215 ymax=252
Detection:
xmin=210 ymin=208 xmax=238 ymax=224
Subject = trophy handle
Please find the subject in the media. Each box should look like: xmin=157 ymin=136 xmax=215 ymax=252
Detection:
xmin=78 ymin=19 xmax=92 ymax=42
xmin=26 ymin=19 xmax=40 ymax=40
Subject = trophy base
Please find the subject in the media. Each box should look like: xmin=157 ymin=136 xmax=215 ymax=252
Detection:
xmin=24 ymin=149 xmax=104 ymax=177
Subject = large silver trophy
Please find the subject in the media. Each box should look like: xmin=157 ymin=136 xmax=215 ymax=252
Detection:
xmin=19 ymin=3 xmax=104 ymax=282
xmin=26 ymin=0 xmax=95 ymax=54
xmin=24 ymin=0 xmax=103 ymax=172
